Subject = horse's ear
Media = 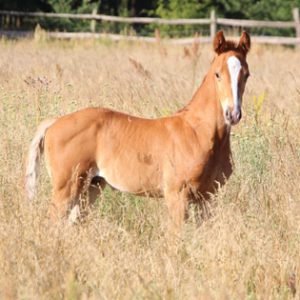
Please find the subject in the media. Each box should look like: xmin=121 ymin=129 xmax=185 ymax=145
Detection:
xmin=213 ymin=31 xmax=226 ymax=55
xmin=238 ymin=31 xmax=251 ymax=55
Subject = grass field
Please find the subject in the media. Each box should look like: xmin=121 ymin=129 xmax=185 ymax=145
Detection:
xmin=0 ymin=37 xmax=300 ymax=299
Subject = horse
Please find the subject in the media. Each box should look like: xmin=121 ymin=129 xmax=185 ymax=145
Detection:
xmin=25 ymin=31 xmax=251 ymax=230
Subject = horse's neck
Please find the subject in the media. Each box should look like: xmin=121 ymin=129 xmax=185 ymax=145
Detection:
xmin=179 ymin=71 xmax=229 ymax=142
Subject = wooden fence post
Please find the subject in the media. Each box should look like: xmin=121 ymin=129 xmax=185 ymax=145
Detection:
xmin=90 ymin=7 xmax=97 ymax=32
xmin=16 ymin=16 xmax=21 ymax=28
xmin=210 ymin=9 xmax=216 ymax=40
xmin=155 ymin=28 xmax=161 ymax=44
xmin=292 ymin=7 xmax=300 ymax=49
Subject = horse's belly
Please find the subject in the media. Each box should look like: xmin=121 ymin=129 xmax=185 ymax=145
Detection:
xmin=97 ymin=168 xmax=129 ymax=192
xmin=96 ymin=165 xmax=162 ymax=196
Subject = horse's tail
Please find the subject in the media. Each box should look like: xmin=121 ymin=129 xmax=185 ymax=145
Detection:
xmin=25 ymin=118 xmax=57 ymax=200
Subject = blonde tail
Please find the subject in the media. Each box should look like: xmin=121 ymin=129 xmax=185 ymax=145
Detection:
xmin=25 ymin=118 xmax=56 ymax=200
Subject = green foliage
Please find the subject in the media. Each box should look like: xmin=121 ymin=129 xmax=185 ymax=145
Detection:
xmin=40 ymin=0 xmax=97 ymax=31
xmin=253 ymin=91 xmax=266 ymax=123
xmin=48 ymin=0 xmax=73 ymax=13
xmin=198 ymin=0 xmax=300 ymax=36
xmin=2 ymin=0 xmax=300 ymax=36
xmin=156 ymin=0 xmax=201 ymax=19
xmin=153 ymin=0 xmax=203 ymax=37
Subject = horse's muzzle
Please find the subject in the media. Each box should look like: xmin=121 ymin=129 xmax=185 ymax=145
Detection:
xmin=231 ymin=109 xmax=242 ymax=125
xmin=225 ymin=107 xmax=242 ymax=125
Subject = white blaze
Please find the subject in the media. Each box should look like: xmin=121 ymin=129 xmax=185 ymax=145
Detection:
xmin=227 ymin=56 xmax=241 ymax=110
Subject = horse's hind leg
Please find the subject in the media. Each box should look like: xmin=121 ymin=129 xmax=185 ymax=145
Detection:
xmin=49 ymin=167 xmax=86 ymax=223
xmin=70 ymin=176 xmax=106 ymax=222
xmin=49 ymin=180 xmax=79 ymax=223
xmin=49 ymin=171 xmax=106 ymax=223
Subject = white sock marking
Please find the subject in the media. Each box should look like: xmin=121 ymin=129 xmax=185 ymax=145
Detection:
xmin=68 ymin=205 xmax=80 ymax=224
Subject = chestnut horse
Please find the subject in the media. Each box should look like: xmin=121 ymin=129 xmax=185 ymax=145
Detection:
xmin=25 ymin=31 xmax=250 ymax=229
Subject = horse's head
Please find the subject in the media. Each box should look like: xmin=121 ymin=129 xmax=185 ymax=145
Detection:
xmin=212 ymin=31 xmax=251 ymax=126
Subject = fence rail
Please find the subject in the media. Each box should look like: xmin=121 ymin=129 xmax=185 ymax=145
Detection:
xmin=0 ymin=10 xmax=212 ymax=25
xmin=217 ymin=18 xmax=295 ymax=29
xmin=0 ymin=8 xmax=300 ymax=45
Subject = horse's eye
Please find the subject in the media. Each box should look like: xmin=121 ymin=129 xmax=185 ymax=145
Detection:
xmin=215 ymin=72 xmax=221 ymax=80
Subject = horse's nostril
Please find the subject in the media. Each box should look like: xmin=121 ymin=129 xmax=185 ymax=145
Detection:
xmin=232 ymin=110 xmax=242 ymax=124
xmin=236 ymin=110 xmax=242 ymax=121
xmin=225 ymin=108 xmax=231 ymax=118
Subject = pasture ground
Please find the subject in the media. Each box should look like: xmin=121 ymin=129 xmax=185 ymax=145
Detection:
xmin=0 ymin=38 xmax=300 ymax=299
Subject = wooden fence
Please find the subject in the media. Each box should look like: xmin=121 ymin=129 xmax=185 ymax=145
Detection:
xmin=0 ymin=8 xmax=300 ymax=45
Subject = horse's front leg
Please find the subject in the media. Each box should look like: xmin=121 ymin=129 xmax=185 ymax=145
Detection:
xmin=164 ymin=185 xmax=189 ymax=234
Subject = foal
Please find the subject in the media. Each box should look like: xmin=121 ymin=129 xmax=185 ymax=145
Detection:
xmin=25 ymin=31 xmax=250 ymax=229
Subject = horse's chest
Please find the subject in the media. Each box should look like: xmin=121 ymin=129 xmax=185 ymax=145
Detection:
xmin=194 ymin=143 xmax=232 ymax=193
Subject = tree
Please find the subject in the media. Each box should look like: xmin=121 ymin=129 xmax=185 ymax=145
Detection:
xmin=152 ymin=0 xmax=202 ymax=37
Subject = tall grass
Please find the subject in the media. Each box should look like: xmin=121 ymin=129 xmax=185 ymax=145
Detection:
xmin=0 ymin=38 xmax=299 ymax=299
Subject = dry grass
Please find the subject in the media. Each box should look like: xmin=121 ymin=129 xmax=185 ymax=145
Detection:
xmin=0 ymin=37 xmax=300 ymax=299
